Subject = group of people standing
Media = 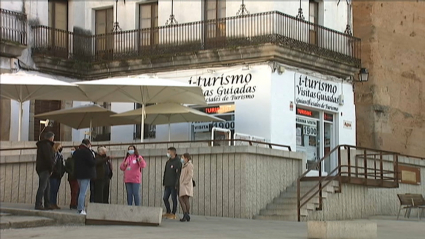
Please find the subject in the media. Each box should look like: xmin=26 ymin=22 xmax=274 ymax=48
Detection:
xmin=35 ymin=132 xmax=194 ymax=221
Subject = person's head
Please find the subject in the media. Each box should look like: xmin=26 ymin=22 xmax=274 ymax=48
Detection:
xmin=98 ymin=146 xmax=107 ymax=156
xmin=182 ymin=153 xmax=191 ymax=163
xmin=167 ymin=147 xmax=177 ymax=159
xmin=126 ymin=145 xmax=139 ymax=158
xmin=70 ymin=146 xmax=76 ymax=155
xmin=81 ymin=139 xmax=91 ymax=148
xmin=44 ymin=131 xmax=55 ymax=142
xmin=53 ymin=143 xmax=62 ymax=153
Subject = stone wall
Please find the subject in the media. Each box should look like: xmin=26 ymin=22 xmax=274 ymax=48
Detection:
xmin=0 ymin=145 xmax=304 ymax=219
xmin=353 ymin=1 xmax=425 ymax=157
xmin=308 ymin=156 xmax=425 ymax=220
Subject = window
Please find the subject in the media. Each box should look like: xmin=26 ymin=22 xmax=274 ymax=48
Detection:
xmin=204 ymin=0 xmax=226 ymax=45
xmin=95 ymin=8 xmax=114 ymax=60
xmin=309 ymin=0 xmax=319 ymax=44
xmin=134 ymin=103 xmax=156 ymax=140
xmin=139 ymin=2 xmax=158 ymax=47
xmin=34 ymin=100 xmax=62 ymax=141
xmin=92 ymin=102 xmax=111 ymax=141
xmin=48 ymin=0 xmax=68 ymax=57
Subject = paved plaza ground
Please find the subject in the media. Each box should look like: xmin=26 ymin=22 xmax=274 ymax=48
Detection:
xmin=1 ymin=213 xmax=424 ymax=239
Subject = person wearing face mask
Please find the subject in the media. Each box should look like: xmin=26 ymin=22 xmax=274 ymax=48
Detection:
xmin=162 ymin=147 xmax=182 ymax=219
xmin=49 ymin=143 xmax=66 ymax=209
xmin=119 ymin=145 xmax=146 ymax=206
xmin=74 ymin=139 xmax=96 ymax=215
xmin=65 ymin=146 xmax=79 ymax=210
xmin=179 ymin=153 xmax=194 ymax=222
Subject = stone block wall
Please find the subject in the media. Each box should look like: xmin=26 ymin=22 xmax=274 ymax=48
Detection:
xmin=0 ymin=145 xmax=304 ymax=219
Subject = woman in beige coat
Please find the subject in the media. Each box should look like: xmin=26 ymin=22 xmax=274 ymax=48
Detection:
xmin=179 ymin=153 xmax=194 ymax=222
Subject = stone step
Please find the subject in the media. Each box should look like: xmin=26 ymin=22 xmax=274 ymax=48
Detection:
xmin=273 ymin=196 xmax=320 ymax=204
xmin=298 ymin=180 xmax=340 ymax=188
xmin=266 ymin=202 xmax=316 ymax=211
xmin=285 ymin=185 xmax=335 ymax=193
xmin=259 ymin=208 xmax=308 ymax=216
xmin=280 ymin=190 xmax=329 ymax=199
xmin=254 ymin=214 xmax=306 ymax=222
xmin=0 ymin=215 xmax=55 ymax=229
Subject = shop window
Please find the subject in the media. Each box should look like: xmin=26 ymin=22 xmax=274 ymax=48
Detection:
xmin=192 ymin=104 xmax=234 ymax=141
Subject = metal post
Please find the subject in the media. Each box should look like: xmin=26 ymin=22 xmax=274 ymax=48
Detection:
xmin=380 ymin=151 xmax=384 ymax=185
xmin=140 ymin=103 xmax=145 ymax=142
xmin=297 ymin=179 xmax=301 ymax=221
xmin=18 ymin=101 xmax=23 ymax=141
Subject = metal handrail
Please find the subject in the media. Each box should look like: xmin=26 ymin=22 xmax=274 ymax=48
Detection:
xmin=0 ymin=8 xmax=27 ymax=45
xmin=296 ymin=145 xmax=400 ymax=221
xmin=0 ymin=138 xmax=292 ymax=152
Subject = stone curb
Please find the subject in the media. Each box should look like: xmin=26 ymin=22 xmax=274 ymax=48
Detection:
xmin=0 ymin=207 xmax=85 ymax=226
xmin=0 ymin=215 xmax=55 ymax=229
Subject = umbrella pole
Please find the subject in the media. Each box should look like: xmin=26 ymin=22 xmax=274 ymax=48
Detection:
xmin=140 ymin=103 xmax=145 ymax=142
xmin=89 ymin=119 xmax=92 ymax=141
xmin=168 ymin=124 xmax=171 ymax=141
xmin=18 ymin=101 xmax=23 ymax=141
xmin=168 ymin=116 xmax=171 ymax=141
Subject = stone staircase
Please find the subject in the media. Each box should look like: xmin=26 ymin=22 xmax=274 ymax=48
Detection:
xmin=254 ymin=180 xmax=340 ymax=221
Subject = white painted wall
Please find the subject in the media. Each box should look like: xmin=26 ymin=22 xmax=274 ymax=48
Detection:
xmin=9 ymin=101 xmax=30 ymax=141
xmin=270 ymin=69 xmax=297 ymax=150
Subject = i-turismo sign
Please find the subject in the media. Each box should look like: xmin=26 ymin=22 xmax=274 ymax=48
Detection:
xmin=295 ymin=73 xmax=341 ymax=112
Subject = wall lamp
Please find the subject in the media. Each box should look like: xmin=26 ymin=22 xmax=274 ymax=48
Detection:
xmin=358 ymin=68 xmax=369 ymax=82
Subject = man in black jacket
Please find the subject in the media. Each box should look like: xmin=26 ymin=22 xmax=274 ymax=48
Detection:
xmin=74 ymin=139 xmax=96 ymax=215
xmin=162 ymin=147 xmax=182 ymax=219
xmin=35 ymin=132 xmax=55 ymax=210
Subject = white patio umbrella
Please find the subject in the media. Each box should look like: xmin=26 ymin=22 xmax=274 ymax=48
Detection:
xmin=76 ymin=76 xmax=206 ymax=141
xmin=0 ymin=71 xmax=90 ymax=141
xmin=34 ymin=104 xmax=139 ymax=140
xmin=112 ymin=103 xmax=224 ymax=140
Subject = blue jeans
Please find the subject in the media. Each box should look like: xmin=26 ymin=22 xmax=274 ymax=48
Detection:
xmin=125 ymin=183 xmax=140 ymax=206
xmin=49 ymin=178 xmax=61 ymax=205
xmin=163 ymin=186 xmax=178 ymax=214
xmin=77 ymin=179 xmax=90 ymax=211
xmin=35 ymin=171 xmax=50 ymax=208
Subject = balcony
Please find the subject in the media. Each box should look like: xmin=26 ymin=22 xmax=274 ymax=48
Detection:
xmin=0 ymin=8 xmax=27 ymax=57
xmin=31 ymin=11 xmax=361 ymax=79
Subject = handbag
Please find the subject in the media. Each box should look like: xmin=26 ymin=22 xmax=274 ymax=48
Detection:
xmin=192 ymin=179 xmax=196 ymax=187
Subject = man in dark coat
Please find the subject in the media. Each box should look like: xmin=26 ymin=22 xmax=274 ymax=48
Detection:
xmin=35 ymin=131 xmax=55 ymax=210
xmin=162 ymin=147 xmax=182 ymax=219
xmin=73 ymin=139 xmax=95 ymax=215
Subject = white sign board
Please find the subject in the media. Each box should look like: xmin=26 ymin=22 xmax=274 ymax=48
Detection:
xmin=294 ymin=73 xmax=341 ymax=112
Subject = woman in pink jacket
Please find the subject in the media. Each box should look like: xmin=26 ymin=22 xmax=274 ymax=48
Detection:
xmin=119 ymin=145 xmax=146 ymax=206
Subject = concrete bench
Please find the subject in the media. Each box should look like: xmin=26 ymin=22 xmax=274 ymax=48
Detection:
xmin=307 ymin=221 xmax=377 ymax=239
xmin=86 ymin=203 xmax=163 ymax=226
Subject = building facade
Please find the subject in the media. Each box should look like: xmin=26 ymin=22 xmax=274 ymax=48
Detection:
xmin=1 ymin=0 xmax=361 ymax=166
xmin=353 ymin=1 xmax=425 ymax=157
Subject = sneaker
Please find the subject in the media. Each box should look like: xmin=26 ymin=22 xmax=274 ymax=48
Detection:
xmin=167 ymin=214 xmax=177 ymax=220
xmin=162 ymin=213 xmax=171 ymax=218
xmin=78 ymin=210 xmax=87 ymax=215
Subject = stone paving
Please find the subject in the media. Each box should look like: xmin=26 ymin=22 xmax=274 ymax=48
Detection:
xmin=1 ymin=203 xmax=424 ymax=239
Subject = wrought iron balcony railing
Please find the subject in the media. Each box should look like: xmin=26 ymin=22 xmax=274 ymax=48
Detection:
xmin=0 ymin=8 xmax=27 ymax=45
xmin=32 ymin=11 xmax=360 ymax=66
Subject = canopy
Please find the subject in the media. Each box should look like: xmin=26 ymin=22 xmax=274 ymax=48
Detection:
xmin=112 ymin=103 xmax=224 ymax=140
xmin=76 ymin=77 xmax=207 ymax=141
xmin=0 ymin=71 xmax=89 ymax=140
xmin=34 ymin=104 xmax=139 ymax=140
